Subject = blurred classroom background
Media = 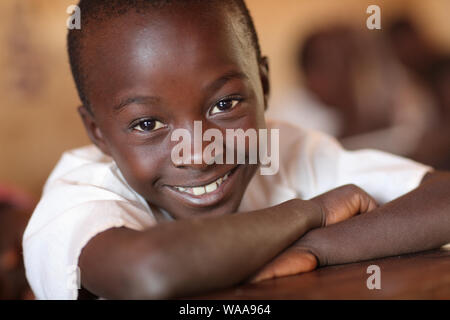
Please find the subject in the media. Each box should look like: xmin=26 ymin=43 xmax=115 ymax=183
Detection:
xmin=0 ymin=0 xmax=449 ymax=299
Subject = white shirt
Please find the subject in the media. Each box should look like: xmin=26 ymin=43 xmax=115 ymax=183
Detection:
xmin=23 ymin=120 xmax=433 ymax=300
xmin=267 ymin=88 xmax=342 ymax=137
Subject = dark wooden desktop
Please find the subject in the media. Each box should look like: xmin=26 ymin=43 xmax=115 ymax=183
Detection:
xmin=196 ymin=247 xmax=450 ymax=299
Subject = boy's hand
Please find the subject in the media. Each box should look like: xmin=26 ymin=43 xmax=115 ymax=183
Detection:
xmin=312 ymin=184 xmax=379 ymax=226
xmin=249 ymin=248 xmax=318 ymax=283
xmin=249 ymin=184 xmax=378 ymax=283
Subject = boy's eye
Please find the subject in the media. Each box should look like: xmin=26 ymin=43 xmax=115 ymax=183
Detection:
xmin=210 ymin=98 xmax=241 ymax=115
xmin=132 ymin=119 xmax=166 ymax=132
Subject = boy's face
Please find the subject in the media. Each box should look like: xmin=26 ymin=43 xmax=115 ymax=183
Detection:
xmin=79 ymin=3 xmax=269 ymax=220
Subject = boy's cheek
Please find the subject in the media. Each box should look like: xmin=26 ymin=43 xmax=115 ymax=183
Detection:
xmin=110 ymin=148 xmax=165 ymax=190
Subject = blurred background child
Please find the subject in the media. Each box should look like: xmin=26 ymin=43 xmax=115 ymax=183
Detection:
xmin=268 ymin=17 xmax=450 ymax=168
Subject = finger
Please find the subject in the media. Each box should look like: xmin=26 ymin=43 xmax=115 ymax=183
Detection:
xmin=250 ymin=250 xmax=317 ymax=283
xmin=358 ymin=190 xmax=379 ymax=214
xmin=319 ymin=184 xmax=366 ymax=225
xmin=367 ymin=197 xmax=379 ymax=212
xmin=345 ymin=184 xmax=378 ymax=216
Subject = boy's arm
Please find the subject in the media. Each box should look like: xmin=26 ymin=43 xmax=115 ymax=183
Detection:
xmin=79 ymin=199 xmax=322 ymax=299
xmin=78 ymin=184 xmax=376 ymax=299
xmin=253 ymin=171 xmax=450 ymax=281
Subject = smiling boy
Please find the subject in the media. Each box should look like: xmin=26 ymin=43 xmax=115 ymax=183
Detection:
xmin=23 ymin=0 xmax=450 ymax=300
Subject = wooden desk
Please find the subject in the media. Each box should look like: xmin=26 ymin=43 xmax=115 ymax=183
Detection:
xmin=197 ymin=248 xmax=450 ymax=299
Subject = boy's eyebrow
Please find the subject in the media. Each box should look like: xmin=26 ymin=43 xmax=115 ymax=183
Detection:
xmin=113 ymin=96 xmax=161 ymax=113
xmin=205 ymin=71 xmax=249 ymax=94
xmin=113 ymin=71 xmax=248 ymax=113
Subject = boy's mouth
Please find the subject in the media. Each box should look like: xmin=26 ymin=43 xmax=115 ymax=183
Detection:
xmin=165 ymin=165 xmax=241 ymax=208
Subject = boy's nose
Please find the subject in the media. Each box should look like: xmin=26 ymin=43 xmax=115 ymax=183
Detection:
xmin=182 ymin=141 xmax=219 ymax=171
xmin=170 ymin=120 xmax=225 ymax=170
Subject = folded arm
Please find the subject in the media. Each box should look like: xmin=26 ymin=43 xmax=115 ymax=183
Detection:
xmin=79 ymin=199 xmax=323 ymax=299
xmin=298 ymin=171 xmax=450 ymax=266
xmin=252 ymin=171 xmax=450 ymax=282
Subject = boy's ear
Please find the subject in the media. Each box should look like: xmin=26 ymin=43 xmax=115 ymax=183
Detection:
xmin=259 ymin=56 xmax=270 ymax=111
xmin=77 ymin=105 xmax=111 ymax=156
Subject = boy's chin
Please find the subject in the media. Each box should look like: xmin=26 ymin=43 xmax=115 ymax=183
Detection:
xmin=164 ymin=196 xmax=243 ymax=220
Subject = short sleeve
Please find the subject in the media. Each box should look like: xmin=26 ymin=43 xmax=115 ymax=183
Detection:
xmin=23 ymin=190 xmax=156 ymax=300
xmin=22 ymin=146 xmax=156 ymax=300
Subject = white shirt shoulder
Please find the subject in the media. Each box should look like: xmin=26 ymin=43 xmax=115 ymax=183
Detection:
xmin=23 ymin=145 xmax=156 ymax=300
xmin=240 ymin=119 xmax=432 ymax=211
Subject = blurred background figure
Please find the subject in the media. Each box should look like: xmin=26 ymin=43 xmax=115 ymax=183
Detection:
xmin=268 ymin=22 xmax=440 ymax=159
xmin=0 ymin=185 xmax=34 ymax=299
xmin=268 ymin=10 xmax=450 ymax=170
xmin=386 ymin=18 xmax=450 ymax=170
xmin=411 ymin=57 xmax=450 ymax=170
xmin=387 ymin=17 xmax=440 ymax=80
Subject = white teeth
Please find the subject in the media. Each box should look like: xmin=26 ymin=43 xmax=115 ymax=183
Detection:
xmin=205 ymin=182 xmax=218 ymax=193
xmin=174 ymin=170 xmax=232 ymax=195
xmin=192 ymin=186 xmax=206 ymax=196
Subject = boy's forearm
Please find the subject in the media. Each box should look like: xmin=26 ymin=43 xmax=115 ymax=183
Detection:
xmin=296 ymin=171 xmax=450 ymax=266
xmin=80 ymin=198 xmax=323 ymax=299
xmin=137 ymin=199 xmax=323 ymax=298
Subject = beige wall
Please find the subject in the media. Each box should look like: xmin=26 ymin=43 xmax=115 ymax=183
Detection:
xmin=0 ymin=1 xmax=89 ymax=198
xmin=1 ymin=0 xmax=449 ymax=198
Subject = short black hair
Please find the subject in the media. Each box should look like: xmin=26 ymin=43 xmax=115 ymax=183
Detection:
xmin=67 ymin=0 xmax=262 ymax=112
